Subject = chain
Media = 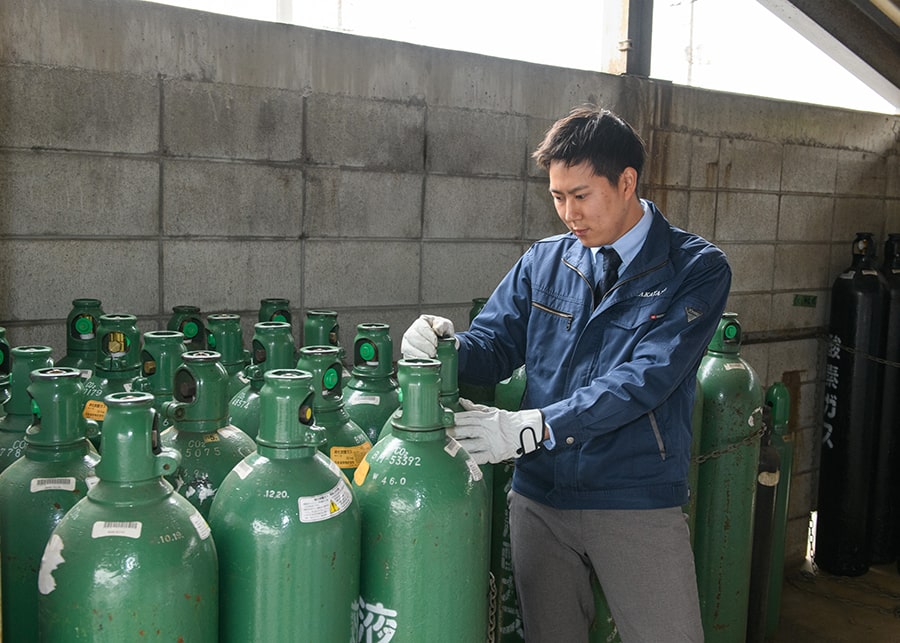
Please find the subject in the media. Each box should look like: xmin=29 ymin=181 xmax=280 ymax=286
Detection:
xmin=693 ymin=424 xmax=766 ymax=464
xmin=823 ymin=333 xmax=900 ymax=369
xmin=487 ymin=571 xmax=497 ymax=643
xmin=787 ymin=568 xmax=900 ymax=618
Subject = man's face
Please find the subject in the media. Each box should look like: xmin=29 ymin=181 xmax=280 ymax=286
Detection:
xmin=548 ymin=160 xmax=640 ymax=248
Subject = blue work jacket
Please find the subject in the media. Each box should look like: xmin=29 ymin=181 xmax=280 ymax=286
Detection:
xmin=457 ymin=201 xmax=731 ymax=510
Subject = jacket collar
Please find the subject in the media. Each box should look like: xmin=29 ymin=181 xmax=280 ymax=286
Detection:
xmin=619 ymin=201 xmax=672 ymax=281
xmin=561 ymin=200 xmax=671 ymax=282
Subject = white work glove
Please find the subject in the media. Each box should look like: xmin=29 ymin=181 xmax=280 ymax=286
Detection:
xmin=401 ymin=314 xmax=456 ymax=359
xmin=450 ymin=398 xmax=545 ymax=464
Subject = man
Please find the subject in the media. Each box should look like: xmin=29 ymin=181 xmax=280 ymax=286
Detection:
xmin=402 ymin=105 xmax=730 ymax=642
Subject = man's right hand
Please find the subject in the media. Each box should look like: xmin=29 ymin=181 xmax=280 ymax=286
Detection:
xmin=401 ymin=314 xmax=456 ymax=359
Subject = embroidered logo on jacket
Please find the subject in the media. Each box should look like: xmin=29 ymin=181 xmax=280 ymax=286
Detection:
xmin=637 ymin=287 xmax=668 ymax=297
xmin=685 ymin=306 xmax=703 ymax=323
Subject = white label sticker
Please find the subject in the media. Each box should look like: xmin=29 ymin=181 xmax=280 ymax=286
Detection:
xmin=466 ymin=458 xmax=484 ymax=482
xmin=91 ymin=521 xmax=142 ymax=539
xmin=444 ymin=438 xmax=461 ymax=457
xmin=724 ymin=362 xmax=746 ymax=370
xmin=190 ymin=513 xmax=211 ymax=540
xmin=353 ymin=394 xmax=382 ymax=406
xmin=30 ymin=477 xmax=77 ymax=492
xmin=84 ymin=475 xmax=100 ymax=490
xmin=233 ymin=460 xmax=254 ymax=480
xmin=298 ymin=480 xmax=353 ymax=523
xmin=218 ymin=427 xmax=238 ymax=439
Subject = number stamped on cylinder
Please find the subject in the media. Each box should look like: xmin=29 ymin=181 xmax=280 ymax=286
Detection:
xmin=386 ymin=447 xmax=421 ymax=467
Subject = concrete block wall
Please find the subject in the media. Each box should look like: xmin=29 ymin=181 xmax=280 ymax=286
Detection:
xmin=1 ymin=0 xmax=899 ymax=568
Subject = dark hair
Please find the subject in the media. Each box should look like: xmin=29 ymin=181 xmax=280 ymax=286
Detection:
xmin=532 ymin=105 xmax=646 ymax=185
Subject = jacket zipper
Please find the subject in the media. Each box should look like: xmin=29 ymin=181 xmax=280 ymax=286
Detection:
xmin=531 ymin=302 xmax=574 ymax=330
xmin=563 ymin=256 xmax=670 ymax=308
xmin=562 ymin=257 xmax=597 ymax=308
xmin=648 ymin=410 xmax=667 ymax=460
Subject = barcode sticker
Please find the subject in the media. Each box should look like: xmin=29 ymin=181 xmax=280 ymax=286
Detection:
xmin=30 ymin=477 xmax=76 ymax=493
xmin=466 ymin=458 xmax=484 ymax=483
xmin=91 ymin=521 xmax=142 ymax=539
xmin=353 ymin=395 xmax=381 ymax=406
xmin=190 ymin=513 xmax=211 ymax=540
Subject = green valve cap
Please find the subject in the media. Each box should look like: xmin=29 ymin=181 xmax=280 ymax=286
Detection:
xmin=323 ymin=367 xmax=339 ymax=391
xmin=183 ymin=321 xmax=199 ymax=338
xmin=74 ymin=316 xmax=94 ymax=335
xmin=360 ymin=342 xmax=376 ymax=362
xmin=724 ymin=323 xmax=738 ymax=340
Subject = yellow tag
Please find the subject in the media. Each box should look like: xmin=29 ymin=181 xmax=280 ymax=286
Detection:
xmin=203 ymin=433 xmax=220 ymax=444
xmin=82 ymin=400 xmax=107 ymax=421
xmin=331 ymin=442 xmax=371 ymax=469
xmin=353 ymin=457 xmax=370 ymax=487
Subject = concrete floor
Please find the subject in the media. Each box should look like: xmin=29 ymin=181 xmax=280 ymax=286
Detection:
xmin=773 ymin=562 xmax=900 ymax=642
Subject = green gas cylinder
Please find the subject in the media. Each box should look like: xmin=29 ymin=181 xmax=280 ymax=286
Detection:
xmin=296 ymin=345 xmax=371 ymax=476
xmin=303 ymin=309 xmax=350 ymax=380
xmin=251 ymin=320 xmax=297 ymax=371
xmin=228 ymin=365 xmax=264 ymax=441
xmin=354 ymin=358 xmax=490 ymax=642
xmin=80 ymin=313 xmax=142 ymax=443
xmin=764 ymin=381 xmax=793 ymax=639
xmin=436 ymin=336 xmax=494 ymax=491
xmin=459 ymin=297 xmax=496 ymax=405
xmin=226 ymin=321 xmax=297 ymax=440
xmin=693 ymin=312 xmax=764 ymax=643
xmin=37 ymin=391 xmax=218 ymax=642
xmin=168 ymin=304 xmax=207 ymax=350
xmin=0 ymin=346 xmax=54 ymax=472
xmin=378 ymin=335 xmax=465 ymax=441
xmin=132 ymin=330 xmax=186 ymax=427
xmin=258 ymin=297 xmax=292 ymax=324
xmin=303 ymin=309 xmax=340 ymax=350
xmin=205 ymin=313 xmax=250 ymax=399
xmin=344 ymin=323 xmax=400 ymax=444
xmin=161 ymin=350 xmax=256 ymax=518
xmin=56 ymin=298 xmax=104 ymax=376
xmin=0 ymin=367 xmax=100 ymax=643
xmin=208 ymin=369 xmax=360 ymax=642
xmin=494 ymin=366 xmax=527 ymax=412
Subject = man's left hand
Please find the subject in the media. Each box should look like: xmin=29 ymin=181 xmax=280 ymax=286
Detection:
xmin=450 ymin=398 xmax=544 ymax=464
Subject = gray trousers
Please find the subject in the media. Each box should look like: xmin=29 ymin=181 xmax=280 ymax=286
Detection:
xmin=509 ymin=491 xmax=704 ymax=643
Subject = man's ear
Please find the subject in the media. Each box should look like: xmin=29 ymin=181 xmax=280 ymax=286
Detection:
xmin=620 ymin=167 xmax=638 ymax=198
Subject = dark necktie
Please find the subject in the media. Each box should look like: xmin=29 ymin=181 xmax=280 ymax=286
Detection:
xmin=595 ymin=247 xmax=622 ymax=303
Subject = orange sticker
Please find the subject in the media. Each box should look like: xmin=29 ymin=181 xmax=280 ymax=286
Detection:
xmin=353 ymin=457 xmax=370 ymax=487
xmin=331 ymin=442 xmax=371 ymax=470
xmin=82 ymin=400 xmax=107 ymax=421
